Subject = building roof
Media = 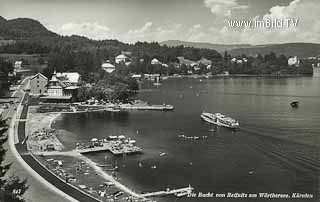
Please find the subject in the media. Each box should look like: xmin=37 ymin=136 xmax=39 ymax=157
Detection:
xmin=30 ymin=72 xmax=48 ymax=80
xmin=121 ymin=51 xmax=132 ymax=56
xmin=65 ymin=86 xmax=79 ymax=90
xmin=115 ymin=54 xmax=128 ymax=59
xmin=177 ymin=56 xmax=195 ymax=66
xmin=56 ymin=72 xmax=81 ymax=84
xmin=101 ymin=63 xmax=115 ymax=68
xmin=198 ymin=58 xmax=212 ymax=65
xmin=49 ymin=74 xmax=67 ymax=88
xmin=151 ymin=58 xmax=160 ymax=64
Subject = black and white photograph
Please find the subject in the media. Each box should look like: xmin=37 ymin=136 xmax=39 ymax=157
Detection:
xmin=0 ymin=0 xmax=319 ymax=202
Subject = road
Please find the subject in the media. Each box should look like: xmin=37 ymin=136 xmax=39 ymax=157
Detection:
xmin=2 ymin=77 xmax=73 ymax=202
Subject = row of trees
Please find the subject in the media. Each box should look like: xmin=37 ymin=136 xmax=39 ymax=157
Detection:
xmin=0 ymin=117 xmax=28 ymax=201
xmin=1 ymin=35 xmax=314 ymax=79
xmin=77 ymin=70 xmax=139 ymax=102
xmin=0 ymin=58 xmax=14 ymax=96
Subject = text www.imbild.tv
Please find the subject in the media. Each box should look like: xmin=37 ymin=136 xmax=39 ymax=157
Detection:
xmin=227 ymin=18 xmax=299 ymax=29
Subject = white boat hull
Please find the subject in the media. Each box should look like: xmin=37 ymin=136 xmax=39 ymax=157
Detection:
xmin=201 ymin=113 xmax=239 ymax=129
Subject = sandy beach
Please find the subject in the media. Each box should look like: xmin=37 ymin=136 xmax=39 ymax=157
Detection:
xmin=26 ymin=106 xmax=148 ymax=202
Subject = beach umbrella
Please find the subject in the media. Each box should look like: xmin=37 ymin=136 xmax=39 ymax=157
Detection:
xmin=91 ymin=138 xmax=98 ymax=142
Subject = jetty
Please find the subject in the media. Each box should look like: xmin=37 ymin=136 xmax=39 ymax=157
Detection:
xmin=75 ymin=137 xmax=142 ymax=155
xmin=141 ymin=185 xmax=194 ymax=198
xmin=119 ymin=104 xmax=174 ymax=111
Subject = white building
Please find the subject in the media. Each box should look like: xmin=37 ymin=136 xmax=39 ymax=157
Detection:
xmin=288 ymin=56 xmax=300 ymax=66
xmin=115 ymin=54 xmax=128 ymax=64
xmin=151 ymin=58 xmax=161 ymax=65
xmin=56 ymin=72 xmax=81 ymax=85
xmin=43 ymin=71 xmax=80 ymax=102
xmin=231 ymin=58 xmax=237 ymax=63
xmin=14 ymin=61 xmax=22 ymax=69
xmin=231 ymin=58 xmax=247 ymax=64
xmin=101 ymin=62 xmax=115 ymax=73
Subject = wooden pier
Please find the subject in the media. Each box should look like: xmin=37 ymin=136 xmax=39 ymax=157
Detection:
xmin=119 ymin=104 xmax=174 ymax=111
xmin=140 ymin=185 xmax=194 ymax=198
xmin=75 ymin=141 xmax=142 ymax=155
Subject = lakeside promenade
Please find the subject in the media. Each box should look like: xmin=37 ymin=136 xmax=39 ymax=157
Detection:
xmin=3 ymin=77 xmax=75 ymax=202
xmin=14 ymin=97 xmax=101 ymax=202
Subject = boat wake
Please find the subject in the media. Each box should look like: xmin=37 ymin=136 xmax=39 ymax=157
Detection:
xmin=239 ymin=127 xmax=320 ymax=175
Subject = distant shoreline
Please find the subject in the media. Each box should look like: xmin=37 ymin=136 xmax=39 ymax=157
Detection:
xmin=164 ymin=74 xmax=311 ymax=79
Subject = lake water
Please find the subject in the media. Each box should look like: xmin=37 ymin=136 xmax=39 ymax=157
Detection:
xmin=54 ymin=77 xmax=320 ymax=202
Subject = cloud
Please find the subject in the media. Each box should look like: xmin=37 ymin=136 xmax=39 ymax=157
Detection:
xmin=205 ymin=0 xmax=320 ymax=44
xmin=50 ymin=0 xmax=320 ymax=45
xmin=122 ymin=22 xmax=185 ymax=43
xmin=242 ymin=0 xmax=320 ymax=44
xmin=204 ymin=0 xmax=248 ymax=17
xmin=128 ymin=22 xmax=153 ymax=36
xmin=52 ymin=22 xmax=115 ymax=40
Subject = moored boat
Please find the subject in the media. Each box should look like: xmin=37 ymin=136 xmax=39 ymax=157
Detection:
xmin=201 ymin=112 xmax=239 ymax=129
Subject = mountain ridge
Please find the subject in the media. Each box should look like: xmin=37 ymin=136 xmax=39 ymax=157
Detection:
xmin=0 ymin=16 xmax=57 ymax=40
xmin=160 ymin=40 xmax=320 ymax=58
xmin=1 ymin=16 xmax=319 ymax=58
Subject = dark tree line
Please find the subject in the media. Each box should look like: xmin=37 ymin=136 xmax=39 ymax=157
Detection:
xmin=0 ymin=117 xmax=28 ymax=201
xmin=0 ymin=58 xmax=14 ymax=97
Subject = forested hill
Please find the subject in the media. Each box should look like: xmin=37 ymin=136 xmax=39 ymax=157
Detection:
xmin=0 ymin=16 xmax=57 ymax=40
xmin=160 ymin=40 xmax=252 ymax=53
xmin=0 ymin=16 xmax=221 ymax=62
xmin=229 ymin=43 xmax=320 ymax=58
xmin=161 ymin=40 xmax=320 ymax=58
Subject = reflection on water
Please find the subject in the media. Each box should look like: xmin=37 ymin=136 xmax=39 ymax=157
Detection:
xmin=54 ymin=77 xmax=320 ymax=202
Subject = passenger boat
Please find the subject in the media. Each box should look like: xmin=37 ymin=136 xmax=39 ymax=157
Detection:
xmin=201 ymin=112 xmax=239 ymax=129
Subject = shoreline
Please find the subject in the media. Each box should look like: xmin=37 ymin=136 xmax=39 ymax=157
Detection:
xmin=28 ymin=107 xmax=147 ymax=201
xmin=163 ymin=74 xmax=312 ymax=79
xmin=6 ymin=80 xmax=79 ymax=202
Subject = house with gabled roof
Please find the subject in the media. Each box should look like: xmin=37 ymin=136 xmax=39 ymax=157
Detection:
xmin=29 ymin=73 xmax=48 ymax=95
xmin=41 ymin=71 xmax=80 ymax=102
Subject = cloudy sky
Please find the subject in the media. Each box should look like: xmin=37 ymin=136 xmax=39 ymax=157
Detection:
xmin=1 ymin=0 xmax=319 ymax=44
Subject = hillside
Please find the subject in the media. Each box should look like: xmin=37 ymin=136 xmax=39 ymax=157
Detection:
xmin=160 ymin=40 xmax=252 ymax=53
xmin=1 ymin=16 xmax=319 ymax=59
xmin=161 ymin=40 xmax=320 ymax=58
xmin=229 ymin=43 xmax=320 ymax=58
xmin=0 ymin=16 xmax=57 ymax=40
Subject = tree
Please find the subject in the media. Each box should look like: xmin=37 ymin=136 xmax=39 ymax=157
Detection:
xmin=0 ymin=117 xmax=28 ymax=202
xmin=0 ymin=58 xmax=14 ymax=96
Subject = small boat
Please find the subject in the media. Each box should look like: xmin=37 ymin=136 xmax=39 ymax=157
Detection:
xmin=159 ymin=152 xmax=166 ymax=156
xmin=290 ymin=101 xmax=299 ymax=108
xmin=201 ymin=112 xmax=239 ymax=129
xmin=151 ymin=165 xmax=157 ymax=169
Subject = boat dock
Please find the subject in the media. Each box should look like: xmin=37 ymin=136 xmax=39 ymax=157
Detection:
xmin=141 ymin=185 xmax=194 ymax=198
xmin=120 ymin=104 xmax=174 ymax=111
xmin=75 ymin=138 xmax=142 ymax=155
